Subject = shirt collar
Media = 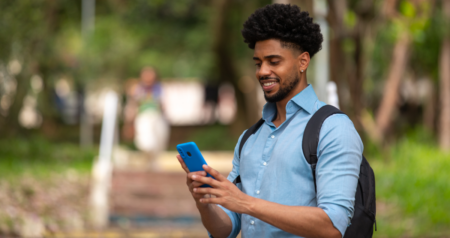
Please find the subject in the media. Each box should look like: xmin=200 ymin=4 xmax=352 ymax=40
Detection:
xmin=262 ymin=84 xmax=318 ymax=122
xmin=290 ymin=84 xmax=317 ymax=114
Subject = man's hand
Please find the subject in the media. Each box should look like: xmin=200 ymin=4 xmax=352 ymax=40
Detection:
xmin=191 ymin=164 xmax=254 ymax=214
xmin=176 ymin=155 xmax=210 ymax=208
xmin=176 ymin=155 xmax=233 ymax=238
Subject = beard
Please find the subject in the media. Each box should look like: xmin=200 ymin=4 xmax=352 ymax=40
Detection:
xmin=263 ymin=72 xmax=300 ymax=103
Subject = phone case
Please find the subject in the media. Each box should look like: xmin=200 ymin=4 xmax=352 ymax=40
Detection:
xmin=177 ymin=142 xmax=214 ymax=187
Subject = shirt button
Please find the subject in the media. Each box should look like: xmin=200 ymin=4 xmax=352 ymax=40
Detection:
xmin=250 ymin=220 xmax=255 ymax=225
xmin=271 ymin=135 xmax=275 ymax=139
xmin=263 ymin=162 xmax=267 ymax=166
xmin=256 ymin=190 xmax=260 ymax=194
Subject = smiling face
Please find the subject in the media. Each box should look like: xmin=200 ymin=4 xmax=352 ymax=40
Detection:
xmin=253 ymin=39 xmax=309 ymax=103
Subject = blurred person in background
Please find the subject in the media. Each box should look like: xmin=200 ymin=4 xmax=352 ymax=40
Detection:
xmin=123 ymin=67 xmax=169 ymax=169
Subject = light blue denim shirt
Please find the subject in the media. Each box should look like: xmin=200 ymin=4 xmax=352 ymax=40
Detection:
xmin=210 ymin=85 xmax=363 ymax=238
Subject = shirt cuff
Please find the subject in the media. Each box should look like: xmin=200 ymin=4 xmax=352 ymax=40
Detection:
xmin=319 ymin=203 xmax=352 ymax=238
xmin=207 ymin=205 xmax=241 ymax=238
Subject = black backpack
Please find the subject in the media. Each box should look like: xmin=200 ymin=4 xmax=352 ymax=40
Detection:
xmin=233 ymin=105 xmax=376 ymax=237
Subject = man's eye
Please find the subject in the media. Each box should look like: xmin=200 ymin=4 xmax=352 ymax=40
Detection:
xmin=270 ymin=61 xmax=280 ymax=65
xmin=255 ymin=63 xmax=261 ymax=67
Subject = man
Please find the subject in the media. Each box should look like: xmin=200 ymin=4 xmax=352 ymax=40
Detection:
xmin=177 ymin=4 xmax=362 ymax=238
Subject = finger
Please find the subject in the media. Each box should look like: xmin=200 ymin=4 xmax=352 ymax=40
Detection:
xmin=186 ymin=172 xmax=206 ymax=187
xmin=191 ymin=174 xmax=221 ymax=188
xmin=187 ymin=174 xmax=206 ymax=189
xmin=202 ymin=165 xmax=227 ymax=182
xmin=189 ymin=181 xmax=205 ymax=192
xmin=187 ymin=171 xmax=207 ymax=180
xmin=193 ymin=187 xmax=223 ymax=197
xmin=190 ymin=181 xmax=205 ymax=188
xmin=177 ymin=155 xmax=190 ymax=173
xmin=176 ymin=155 xmax=190 ymax=173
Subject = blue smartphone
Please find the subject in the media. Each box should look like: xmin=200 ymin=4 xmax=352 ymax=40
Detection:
xmin=177 ymin=142 xmax=215 ymax=187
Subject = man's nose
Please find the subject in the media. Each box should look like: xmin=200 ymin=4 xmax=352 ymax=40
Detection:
xmin=258 ymin=62 xmax=272 ymax=78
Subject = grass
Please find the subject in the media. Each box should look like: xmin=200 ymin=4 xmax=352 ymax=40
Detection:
xmin=368 ymin=129 xmax=450 ymax=237
xmin=0 ymin=136 xmax=97 ymax=180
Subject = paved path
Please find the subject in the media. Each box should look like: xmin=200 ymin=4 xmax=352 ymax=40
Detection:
xmin=113 ymin=149 xmax=235 ymax=173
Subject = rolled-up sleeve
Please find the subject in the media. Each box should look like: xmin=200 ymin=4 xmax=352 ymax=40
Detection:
xmin=208 ymin=132 xmax=245 ymax=238
xmin=208 ymin=205 xmax=241 ymax=238
xmin=315 ymin=114 xmax=363 ymax=237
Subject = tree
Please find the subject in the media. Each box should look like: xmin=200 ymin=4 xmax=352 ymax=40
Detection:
xmin=0 ymin=0 xmax=80 ymax=135
xmin=439 ymin=0 xmax=450 ymax=151
xmin=327 ymin=0 xmax=376 ymax=131
xmin=209 ymin=0 xmax=248 ymax=133
xmin=375 ymin=0 xmax=430 ymax=143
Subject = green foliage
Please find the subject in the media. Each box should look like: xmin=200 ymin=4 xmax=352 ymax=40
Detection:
xmin=368 ymin=26 xmax=395 ymax=85
xmin=344 ymin=10 xmax=357 ymax=29
xmin=398 ymin=0 xmax=430 ymax=40
xmin=369 ymin=0 xmax=439 ymax=87
xmin=369 ymin=128 xmax=450 ymax=237
xmin=399 ymin=1 xmax=416 ymax=18
xmin=0 ymin=136 xmax=96 ymax=179
xmin=0 ymin=0 xmax=275 ymax=84
xmin=0 ymin=1 xmax=80 ymax=64
xmin=410 ymin=4 xmax=447 ymax=80
xmin=0 ymin=1 xmax=218 ymax=86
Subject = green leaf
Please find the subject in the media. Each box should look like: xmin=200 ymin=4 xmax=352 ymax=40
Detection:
xmin=400 ymin=0 xmax=416 ymax=18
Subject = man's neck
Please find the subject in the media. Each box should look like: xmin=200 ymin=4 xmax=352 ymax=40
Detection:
xmin=272 ymin=79 xmax=307 ymax=126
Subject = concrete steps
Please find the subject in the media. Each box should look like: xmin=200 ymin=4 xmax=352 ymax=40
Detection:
xmin=96 ymin=150 xmax=235 ymax=236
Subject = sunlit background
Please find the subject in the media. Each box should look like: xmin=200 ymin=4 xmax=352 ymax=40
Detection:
xmin=0 ymin=0 xmax=450 ymax=237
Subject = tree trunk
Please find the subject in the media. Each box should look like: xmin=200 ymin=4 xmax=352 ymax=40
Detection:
xmin=375 ymin=33 xmax=410 ymax=141
xmin=0 ymin=0 xmax=59 ymax=136
xmin=382 ymin=0 xmax=398 ymax=18
xmin=423 ymin=82 xmax=436 ymax=133
xmin=327 ymin=0 xmax=349 ymax=113
xmin=347 ymin=30 xmax=364 ymax=130
xmin=439 ymin=1 xmax=450 ymax=151
xmin=348 ymin=0 xmax=374 ymax=129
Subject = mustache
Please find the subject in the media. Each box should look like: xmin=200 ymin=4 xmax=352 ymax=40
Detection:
xmin=259 ymin=76 xmax=280 ymax=81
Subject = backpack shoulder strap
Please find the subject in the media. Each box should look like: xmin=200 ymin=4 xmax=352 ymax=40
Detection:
xmin=302 ymin=105 xmax=344 ymax=192
xmin=233 ymin=118 xmax=264 ymax=185
xmin=239 ymin=118 xmax=264 ymax=158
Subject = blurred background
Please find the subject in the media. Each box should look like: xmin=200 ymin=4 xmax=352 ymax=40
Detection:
xmin=0 ymin=0 xmax=449 ymax=237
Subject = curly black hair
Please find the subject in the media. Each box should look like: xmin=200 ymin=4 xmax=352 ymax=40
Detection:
xmin=242 ymin=4 xmax=323 ymax=58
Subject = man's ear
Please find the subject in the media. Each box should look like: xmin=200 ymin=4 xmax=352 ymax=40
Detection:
xmin=297 ymin=51 xmax=310 ymax=73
